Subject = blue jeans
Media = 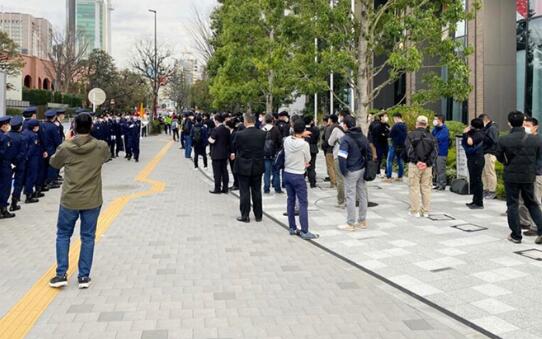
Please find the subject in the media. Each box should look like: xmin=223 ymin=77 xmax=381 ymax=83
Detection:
xmin=55 ymin=205 xmax=101 ymax=278
xmin=264 ymin=159 xmax=281 ymax=193
xmin=284 ymin=172 xmax=309 ymax=233
xmin=385 ymin=145 xmax=404 ymax=179
xmin=184 ymin=136 xmax=193 ymax=159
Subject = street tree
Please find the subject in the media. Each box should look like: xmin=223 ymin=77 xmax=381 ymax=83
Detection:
xmin=295 ymin=0 xmax=479 ymax=128
xmin=46 ymin=31 xmax=89 ymax=93
xmin=107 ymin=70 xmax=152 ymax=112
xmin=191 ymin=79 xmax=213 ymax=112
xmin=0 ymin=31 xmax=24 ymax=76
xmin=85 ymin=49 xmax=117 ymax=92
xmin=166 ymin=65 xmax=191 ymax=111
xmin=131 ymin=40 xmax=174 ymax=116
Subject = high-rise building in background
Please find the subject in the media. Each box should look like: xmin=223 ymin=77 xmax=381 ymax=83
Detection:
xmin=66 ymin=0 xmax=113 ymax=55
xmin=178 ymin=55 xmax=202 ymax=85
xmin=0 ymin=12 xmax=52 ymax=59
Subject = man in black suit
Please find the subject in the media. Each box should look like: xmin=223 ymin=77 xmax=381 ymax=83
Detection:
xmin=232 ymin=113 xmax=267 ymax=223
xmin=209 ymin=114 xmax=231 ymax=194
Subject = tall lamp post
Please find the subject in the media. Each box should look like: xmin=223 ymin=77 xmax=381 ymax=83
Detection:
xmin=148 ymin=9 xmax=158 ymax=119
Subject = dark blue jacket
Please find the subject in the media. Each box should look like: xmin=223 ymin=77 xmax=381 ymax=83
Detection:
xmin=389 ymin=122 xmax=407 ymax=148
xmin=432 ymin=124 xmax=450 ymax=157
xmin=338 ymin=127 xmax=371 ymax=177
xmin=42 ymin=121 xmax=62 ymax=155
xmin=7 ymin=130 xmax=27 ymax=165
xmin=22 ymin=128 xmax=41 ymax=158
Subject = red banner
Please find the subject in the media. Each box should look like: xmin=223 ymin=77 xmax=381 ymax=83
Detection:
xmin=517 ymin=0 xmax=528 ymax=18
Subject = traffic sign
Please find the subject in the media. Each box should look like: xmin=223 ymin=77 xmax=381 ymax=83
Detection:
xmin=88 ymin=88 xmax=107 ymax=112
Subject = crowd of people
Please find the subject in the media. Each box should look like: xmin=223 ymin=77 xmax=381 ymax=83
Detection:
xmin=171 ymin=108 xmax=542 ymax=245
xmin=0 ymin=107 xmax=143 ymax=220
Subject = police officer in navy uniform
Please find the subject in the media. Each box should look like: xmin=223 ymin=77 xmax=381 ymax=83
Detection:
xmin=7 ymin=116 xmax=27 ymax=212
xmin=122 ymin=115 xmax=133 ymax=160
xmin=43 ymin=110 xmax=62 ymax=189
xmin=22 ymin=119 xmax=41 ymax=203
xmin=129 ymin=115 xmax=141 ymax=162
xmin=113 ymin=115 xmax=124 ymax=157
xmin=22 ymin=107 xmax=46 ymax=198
xmin=0 ymin=116 xmax=16 ymax=218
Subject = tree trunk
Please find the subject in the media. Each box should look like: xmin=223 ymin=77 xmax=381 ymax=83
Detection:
xmin=356 ymin=1 xmax=371 ymax=134
xmin=266 ymin=28 xmax=275 ymax=114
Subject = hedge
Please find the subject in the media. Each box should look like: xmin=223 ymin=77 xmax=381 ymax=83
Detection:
xmin=22 ymin=89 xmax=82 ymax=108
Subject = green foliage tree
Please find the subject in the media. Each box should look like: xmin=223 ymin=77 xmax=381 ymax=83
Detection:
xmin=191 ymin=79 xmax=213 ymax=112
xmin=0 ymin=31 xmax=24 ymax=76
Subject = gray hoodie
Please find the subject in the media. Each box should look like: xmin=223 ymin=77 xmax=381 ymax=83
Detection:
xmin=284 ymin=136 xmax=310 ymax=175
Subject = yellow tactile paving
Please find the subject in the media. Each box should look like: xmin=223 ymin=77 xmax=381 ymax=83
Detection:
xmin=0 ymin=141 xmax=173 ymax=339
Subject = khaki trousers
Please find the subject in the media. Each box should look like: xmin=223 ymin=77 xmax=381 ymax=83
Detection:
xmin=325 ymin=153 xmax=337 ymax=187
xmin=519 ymin=175 xmax=542 ymax=230
xmin=482 ymin=154 xmax=497 ymax=192
xmin=334 ymin=158 xmax=345 ymax=204
xmin=408 ymin=163 xmax=433 ymax=214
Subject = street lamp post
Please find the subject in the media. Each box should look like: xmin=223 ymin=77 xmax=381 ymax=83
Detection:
xmin=149 ymin=9 xmax=158 ymax=119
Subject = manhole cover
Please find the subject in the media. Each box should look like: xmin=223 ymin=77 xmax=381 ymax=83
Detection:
xmin=428 ymin=214 xmax=455 ymax=221
xmin=515 ymin=249 xmax=542 ymax=261
xmin=452 ymin=224 xmax=487 ymax=232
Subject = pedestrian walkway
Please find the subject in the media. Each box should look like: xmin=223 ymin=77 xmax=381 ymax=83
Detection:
xmin=0 ymin=135 xmax=483 ymax=339
xmin=197 ymin=154 xmax=542 ymax=339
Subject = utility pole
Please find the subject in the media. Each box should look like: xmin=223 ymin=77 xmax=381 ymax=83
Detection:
xmin=149 ymin=9 xmax=158 ymax=119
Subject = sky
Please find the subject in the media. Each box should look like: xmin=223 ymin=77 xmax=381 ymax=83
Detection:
xmin=0 ymin=0 xmax=217 ymax=68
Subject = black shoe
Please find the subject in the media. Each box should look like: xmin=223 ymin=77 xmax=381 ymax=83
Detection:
xmin=40 ymin=186 xmax=50 ymax=192
xmin=255 ymin=218 xmax=263 ymax=222
xmin=78 ymin=277 xmax=92 ymax=289
xmin=236 ymin=216 xmax=250 ymax=223
xmin=49 ymin=275 xmax=68 ymax=288
xmin=310 ymin=184 xmax=317 ymax=188
xmin=135 ymin=159 xmax=139 ymax=163
xmin=275 ymin=190 xmax=284 ymax=194
xmin=324 ymin=177 xmax=331 ymax=182
xmin=209 ymin=190 xmax=222 ymax=194
xmin=229 ymin=186 xmax=239 ymax=191
xmin=0 ymin=207 xmax=15 ymax=219
xmin=507 ymin=235 xmax=521 ymax=244
xmin=9 ymin=199 xmax=21 ymax=212
xmin=49 ymin=183 xmax=61 ymax=189
xmin=34 ymin=192 xmax=45 ymax=198
xmin=222 ymin=189 xmax=229 ymax=194
xmin=25 ymin=196 xmax=39 ymax=204
xmin=283 ymin=211 xmax=300 ymax=216
xmin=466 ymin=202 xmax=475 ymax=207
xmin=467 ymin=204 xmax=484 ymax=210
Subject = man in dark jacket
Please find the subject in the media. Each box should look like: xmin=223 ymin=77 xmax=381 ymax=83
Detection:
xmin=496 ymin=111 xmax=542 ymax=245
xmin=462 ymin=118 xmax=485 ymax=209
xmin=405 ymin=116 xmax=438 ymax=217
xmin=192 ymin=116 xmax=209 ymax=169
xmin=368 ymin=114 xmax=390 ymax=177
xmin=337 ymin=116 xmax=371 ymax=231
xmin=384 ymin=113 xmax=407 ymax=183
xmin=209 ymin=114 xmax=231 ymax=194
xmin=232 ymin=113 xmax=266 ymax=223
xmin=304 ymin=116 xmax=320 ymax=188
xmin=480 ymin=114 xmax=498 ymax=199
xmin=7 ymin=117 xmax=27 ymax=212
xmin=431 ymin=114 xmax=450 ymax=190
xmin=262 ymin=114 xmax=283 ymax=193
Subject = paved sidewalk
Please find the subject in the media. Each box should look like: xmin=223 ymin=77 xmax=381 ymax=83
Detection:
xmin=196 ymin=152 xmax=542 ymax=339
xmin=0 ymin=135 xmax=484 ymax=339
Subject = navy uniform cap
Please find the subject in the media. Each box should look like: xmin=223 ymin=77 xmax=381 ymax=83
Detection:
xmin=10 ymin=116 xmax=23 ymax=127
xmin=0 ymin=116 xmax=11 ymax=125
xmin=27 ymin=119 xmax=39 ymax=129
xmin=45 ymin=109 xmax=57 ymax=118
xmin=23 ymin=106 xmax=37 ymax=118
xmin=56 ymin=108 xmax=66 ymax=114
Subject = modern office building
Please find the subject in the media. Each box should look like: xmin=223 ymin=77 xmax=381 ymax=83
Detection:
xmin=66 ymin=0 xmax=113 ymax=54
xmin=0 ymin=12 xmax=52 ymax=59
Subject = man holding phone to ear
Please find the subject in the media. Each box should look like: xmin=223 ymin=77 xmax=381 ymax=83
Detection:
xmin=48 ymin=113 xmax=111 ymax=289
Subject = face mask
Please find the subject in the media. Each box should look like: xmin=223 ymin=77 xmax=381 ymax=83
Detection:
xmin=382 ymin=117 xmax=388 ymax=123
xmin=433 ymin=120 xmax=439 ymax=127
xmin=525 ymin=127 xmax=532 ymax=134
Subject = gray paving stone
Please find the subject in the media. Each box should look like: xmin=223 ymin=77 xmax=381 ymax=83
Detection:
xmin=98 ymin=311 xmax=125 ymax=322
xmin=141 ymin=329 xmax=168 ymax=339
xmin=404 ymin=319 xmax=434 ymax=331
xmin=66 ymin=304 xmax=94 ymax=314
xmin=213 ymin=292 xmax=236 ymax=301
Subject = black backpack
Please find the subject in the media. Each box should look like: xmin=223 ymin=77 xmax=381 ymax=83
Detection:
xmin=193 ymin=126 xmax=202 ymax=144
xmin=409 ymin=132 xmax=435 ymax=164
xmin=264 ymin=130 xmax=275 ymax=159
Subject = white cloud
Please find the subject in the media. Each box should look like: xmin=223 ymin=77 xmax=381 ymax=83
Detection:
xmin=1 ymin=0 xmax=217 ymax=67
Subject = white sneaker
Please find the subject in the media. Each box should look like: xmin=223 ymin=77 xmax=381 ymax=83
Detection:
xmin=408 ymin=211 xmax=421 ymax=218
xmin=421 ymin=212 xmax=429 ymax=218
xmin=337 ymin=224 xmax=356 ymax=232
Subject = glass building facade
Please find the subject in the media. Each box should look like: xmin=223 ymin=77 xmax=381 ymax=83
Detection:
xmin=71 ymin=0 xmax=111 ymax=55
xmin=517 ymin=0 xmax=542 ymax=121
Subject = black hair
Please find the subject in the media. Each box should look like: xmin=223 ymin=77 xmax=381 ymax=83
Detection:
xmin=435 ymin=114 xmax=445 ymax=123
xmin=196 ymin=116 xmax=202 ymax=123
xmin=471 ymin=118 xmax=484 ymax=130
xmin=265 ymin=114 xmax=274 ymax=124
xmin=478 ymin=113 xmax=490 ymax=121
xmin=508 ymin=111 xmax=525 ymax=128
xmin=293 ymin=119 xmax=305 ymax=134
xmin=304 ymin=116 xmax=313 ymax=125
xmin=525 ymin=117 xmax=539 ymax=126
xmin=322 ymin=115 xmax=330 ymax=122
xmin=343 ymin=116 xmax=356 ymax=129
xmin=392 ymin=113 xmax=402 ymax=119
xmin=329 ymin=114 xmax=339 ymax=123
xmin=339 ymin=108 xmax=351 ymax=116
xmin=214 ymin=114 xmax=225 ymax=123
xmin=75 ymin=113 xmax=93 ymax=134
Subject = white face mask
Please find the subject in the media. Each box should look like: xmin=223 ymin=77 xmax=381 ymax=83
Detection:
xmin=525 ymin=127 xmax=532 ymax=134
xmin=433 ymin=120 xmax=439 ymax=127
